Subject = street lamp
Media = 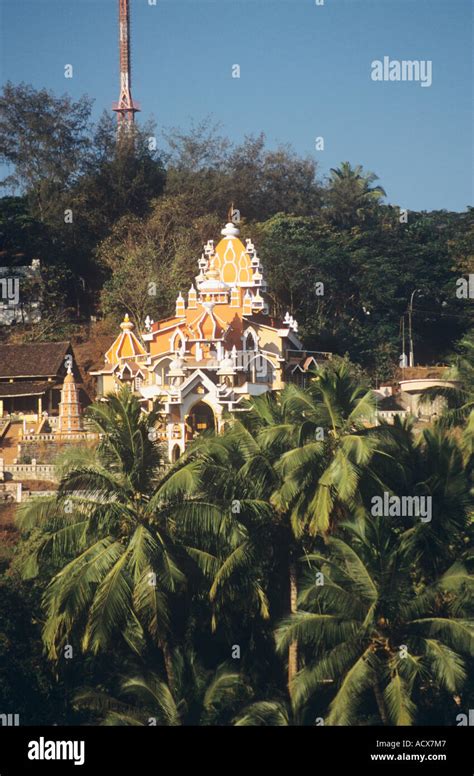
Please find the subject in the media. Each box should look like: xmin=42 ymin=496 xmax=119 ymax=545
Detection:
xmin=400 ymin=315 xmax=407 ymax=369
xmin=408 ymin=289 xmax=421 ymax=368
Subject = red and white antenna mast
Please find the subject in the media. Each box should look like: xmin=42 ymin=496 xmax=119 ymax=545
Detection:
xmin=112 ymin=0 xmax=140 ymax=130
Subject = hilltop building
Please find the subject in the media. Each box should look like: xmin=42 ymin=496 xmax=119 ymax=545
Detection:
xmin=91 ymin=218 xmax=331 ymax=460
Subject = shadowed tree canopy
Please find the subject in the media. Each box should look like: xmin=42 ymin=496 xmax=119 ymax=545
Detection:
xmin=163 ymin=121 xmax=323 ymax=221
xmin=0 ymin=81 xmax=93 ymax=222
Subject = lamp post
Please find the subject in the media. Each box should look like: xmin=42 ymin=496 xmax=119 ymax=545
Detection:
xmin=408 ymin=289 xmax=420 ymax=368
xmin=400 ymin=315 xmax=407 ymax=369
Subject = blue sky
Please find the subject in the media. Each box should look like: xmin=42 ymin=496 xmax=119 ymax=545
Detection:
xmin=1 ymin=0 xmax=472 ymax=211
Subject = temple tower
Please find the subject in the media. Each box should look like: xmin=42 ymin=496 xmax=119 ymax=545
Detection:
xmin=56 ymin=365 xmax=83 ymax=435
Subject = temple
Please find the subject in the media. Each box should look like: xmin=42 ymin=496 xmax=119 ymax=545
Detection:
xmin=91 ymin=217 xmax=330 ymax=460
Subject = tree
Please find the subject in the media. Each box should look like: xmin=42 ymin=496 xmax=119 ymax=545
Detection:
xmin=165 ymin=366 xmax=379 ymax=690
xmin=0 ymin=196 xmax=49 ymax=266
xmin=163 ymin=123 xmax=322 ymax=221
xmin=0 ymin=576 xmax=66 ymax=724
xmin=326 ymin=162 xmax=386 ymax=227
xmin=16 ymin=388 xmax=185 ymax=686
xmin=0 ymin=82 xmax=92 ymax=222
xmin=74 ymin=648 xmax=252 ymax=726
xmin=158 ymin=393 xmax=299 ymax=688
xmin=369 ymin=417 xmax=473 ymax=580
xmin=273 ymin=363 xmax=378 ymax=535
xmin=420 ymin=330 xmax=474 ymax=426
xmin=96 ymin=198 xmax=222 ymax=325
xmin=72 ymin=112 xmax=166 ymax=247
xmin=276 ymin=520 xmax=474 ymax=725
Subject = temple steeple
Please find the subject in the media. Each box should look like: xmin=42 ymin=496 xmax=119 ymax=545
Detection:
xmin=56 ymin=362 xmax=83 ymax=436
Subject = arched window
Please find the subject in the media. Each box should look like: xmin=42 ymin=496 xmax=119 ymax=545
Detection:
xmin=170 ymin=330 xmax=186 ymax=355
xmin=243 ymin=329 xmax=257 ymax=352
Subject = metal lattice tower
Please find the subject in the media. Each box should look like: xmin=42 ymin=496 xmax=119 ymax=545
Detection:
xmin=112 ymin=0 xmax=140 ymax=130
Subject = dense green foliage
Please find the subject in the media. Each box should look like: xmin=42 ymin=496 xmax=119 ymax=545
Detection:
xmin=9 ymin=376 xmax=474 ymax=727
xmin=1 ymin=83 xmax=472 ymax=374
xmin=1 ymin=81 xmax=473 ymax=725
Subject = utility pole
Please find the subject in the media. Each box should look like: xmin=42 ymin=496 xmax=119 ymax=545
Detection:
xmin=112 ymin=0 xmax=140 ymax=132
xmin=408 ymin=289 xmax=420 ymax=368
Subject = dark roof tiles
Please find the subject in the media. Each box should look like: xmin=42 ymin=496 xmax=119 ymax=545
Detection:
xmin=0 ymin=342 xmax=71 ymax=379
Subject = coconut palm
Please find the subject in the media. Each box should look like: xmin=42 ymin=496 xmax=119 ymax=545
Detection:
xmin=326 ymin=162 xmax=386 ymax=226
xmin=368 ymin=417 xmax=473 ymax=580
xmin=15 ymin=387 xmax=185 ymax=685
xmin=273 ymin=363 xmax=379 ymax=536
xmin=275 ymin=519 xmax=474 ymax=725
xmin=158 ymin=390 xmax=307 ymax=688
xmin=74 ymin=647 xmax=253 ymax=726
xmin=233 ymin=700 xmax=291 ymax=726
xmin=419 ymin=330 xmax=474 ymax=427
xmin=165 ymin=365 xmax=380 ymax=688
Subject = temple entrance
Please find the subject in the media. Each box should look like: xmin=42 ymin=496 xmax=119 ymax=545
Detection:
xmin=187 ymin=401 xmax=215 ymax=437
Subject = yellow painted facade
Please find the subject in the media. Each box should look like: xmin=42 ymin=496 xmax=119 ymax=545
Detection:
xmin=92 ymin=218 xmax=328 ymax=459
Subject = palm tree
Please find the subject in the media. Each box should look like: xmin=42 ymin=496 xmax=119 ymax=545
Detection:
xmin=74 ymin=647 xmax=253 ymax=726
xmin=165 ymin=365 xmax=379 ymax=689
xmin=368 ymin=416 xmax=473 ymax=580
xmin=16 ymin=387 xmax=185 ymax=686
xmin=273 ymin=363 xmax=379 ymax=536
xmin=326 ymin=161 xmax=386 ymax=227
xmin=275 ymin=519 xmax=474 ymax=725
xmin=420 ymin=329 xmax=474 ymax=427
xmin=158 ymin=390 xmax=305 ymax=688
xmin=234 ymin=700 xmax=291 ymax=726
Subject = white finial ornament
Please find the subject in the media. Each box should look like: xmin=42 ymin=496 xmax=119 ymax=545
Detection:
xmin=221 ymin=221 xmax=240 ymax=238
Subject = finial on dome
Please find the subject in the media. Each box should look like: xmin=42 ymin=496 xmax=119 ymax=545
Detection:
xmin=120 ymin=313 xmax=134 ymax=331
xmin=221 ymin=207 xmax=240 ymax=238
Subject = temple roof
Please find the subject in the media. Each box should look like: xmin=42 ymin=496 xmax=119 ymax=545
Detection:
xmin=0 ymin=381 xmax=51 ymax=397
xmin=0 ymin=342 xmax=71 ymax=379
xmin=105 ymin=314 xmax=147 ymax=365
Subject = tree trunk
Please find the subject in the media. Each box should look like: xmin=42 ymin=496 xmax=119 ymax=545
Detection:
xmin=374 ymin=682 xmax=389 ymax=725
xmin=288 ymin=561 xmax=298 ymax=689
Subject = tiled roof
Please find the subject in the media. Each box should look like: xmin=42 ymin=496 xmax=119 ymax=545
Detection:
xmin=0 ymin=342 xmax=71 ymax=379
xmin=0 ymin=381 xmax=51 ymax=397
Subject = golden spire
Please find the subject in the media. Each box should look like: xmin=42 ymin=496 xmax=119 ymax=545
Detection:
xmin=227 ymin=202 xmax=235 ymax=222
